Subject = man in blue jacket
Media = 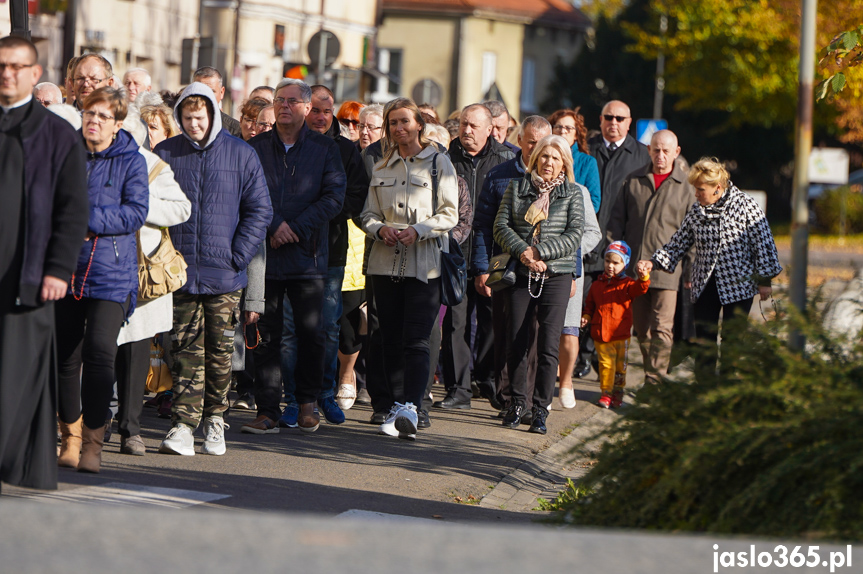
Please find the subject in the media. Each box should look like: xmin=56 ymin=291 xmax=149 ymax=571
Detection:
xmin=154 ymin=82 xmax=272 ymax=457
xmin=245 ymin=78 xmax=346 ymax=434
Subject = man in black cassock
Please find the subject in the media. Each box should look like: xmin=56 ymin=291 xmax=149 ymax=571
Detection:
xmin=0 ymin=36 xmax=88 ymax=491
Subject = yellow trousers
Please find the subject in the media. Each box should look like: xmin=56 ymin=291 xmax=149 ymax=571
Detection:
xmin=595 ymin=339 xmax=629 ymax=394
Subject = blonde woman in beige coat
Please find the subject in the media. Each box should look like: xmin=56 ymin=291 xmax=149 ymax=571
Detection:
xmin=361 ymin=98 xmax=458 ymax=440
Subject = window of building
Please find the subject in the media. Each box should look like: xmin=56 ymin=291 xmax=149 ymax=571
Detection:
xmin=481 ymin=51 xmax=497 ymax=96
xmin=520 ymin=57 xmax=536 ymax=112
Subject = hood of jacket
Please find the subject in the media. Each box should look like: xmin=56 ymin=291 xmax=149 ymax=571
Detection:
xmin=173 ymin=82 xmax=223 ymax=150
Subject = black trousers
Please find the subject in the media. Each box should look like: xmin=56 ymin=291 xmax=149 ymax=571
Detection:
xmin=494 ymin=289 xmax=538 ymax=410
xmin=372 ymin=276 xmax=441 ymax=408
xmin=115 ymin=338 xmax=150 ymax=438
xmin=693 ymin=275 xmax=754 ymax=379
xmin=253 ymin=278 xmax=325 ymax=420
xmin=506 ymin=274 xmax=570 ymax=410
xmin=468 ymin=286 xmax=494 ymax=386
xmin=56 ymin=296 xmax=127 ymax=430
xmin=363 ymin=276 xmax=394 ymax=413
xmin=338 ymin=289 xmax=366 ymax=355
xmin=440 ymin=293 xmax=472 ymax=401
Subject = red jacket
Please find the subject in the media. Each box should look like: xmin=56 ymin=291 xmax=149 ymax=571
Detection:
xmin=583 ymin=273 xmax=650 ymax=343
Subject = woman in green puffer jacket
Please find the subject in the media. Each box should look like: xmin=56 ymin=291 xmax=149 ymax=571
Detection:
xmin=493 ymin=134 xmax=585 ymax=434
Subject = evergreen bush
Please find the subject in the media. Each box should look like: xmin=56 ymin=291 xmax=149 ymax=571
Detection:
xmin=813 ymin=185 xmax=863 ymax=234
xmin=555 ymin=301 xmax=863 ymax=540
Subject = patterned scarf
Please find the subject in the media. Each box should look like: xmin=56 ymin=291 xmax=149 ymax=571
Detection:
xmin=697 ymin=183 xmax=738 ymax=222
xmin=525 ymin=171 xmax=565 ymax=227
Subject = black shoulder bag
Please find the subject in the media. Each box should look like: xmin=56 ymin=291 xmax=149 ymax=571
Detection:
xmin=431 ymin=154 xmax=467 ymax=306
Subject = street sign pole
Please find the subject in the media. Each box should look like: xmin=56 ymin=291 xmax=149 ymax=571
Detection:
xmin=789 ymin=0 xmax=818 ymax=350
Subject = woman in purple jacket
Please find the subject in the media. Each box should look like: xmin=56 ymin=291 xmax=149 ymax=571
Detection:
xmin=55 ymin=87 xmax=149 ymax=474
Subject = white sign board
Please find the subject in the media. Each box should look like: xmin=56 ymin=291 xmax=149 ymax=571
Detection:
xmin=809 ymin=148 xmax=849 ymax=184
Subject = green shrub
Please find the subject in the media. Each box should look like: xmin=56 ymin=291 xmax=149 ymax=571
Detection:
xmin=554 ymin=302 xmax=863 ymax=540
xmin=813 ymin=185 xmax=863 ymax=234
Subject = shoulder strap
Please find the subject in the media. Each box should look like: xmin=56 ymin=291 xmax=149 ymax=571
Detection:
xmin=430 ymin=152 xmax=439 ymax=211
xmin=148 ymin=159 xmax=168 ymax=184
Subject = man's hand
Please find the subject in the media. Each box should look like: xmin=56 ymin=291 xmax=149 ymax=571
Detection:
xmin=378 ymin=226 xmax=400 ymax=247
xmin=396 ymin=227 xmax=418 ymax=246
xmin=758 ymin=285 xmax=772 ymax=301
xmin=475 ymin=274 xmax=492 ymax=297
xmin=570 ymin=279 xmax=577 ymax=298
xmin=41 ymin=275 xmax=67 ymax=302
xmin=244 ymin=311 xmax=260 ymax=325
xmin=271 ymin=222 xmax=299 ymax=249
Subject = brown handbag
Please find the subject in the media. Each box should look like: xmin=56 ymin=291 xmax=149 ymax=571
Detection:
xmin=136 ymin=159 xmax=188 ymax=301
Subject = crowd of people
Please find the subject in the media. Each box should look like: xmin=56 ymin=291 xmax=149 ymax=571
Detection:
xmin=0 ymin=35 xmax=783 ymax=490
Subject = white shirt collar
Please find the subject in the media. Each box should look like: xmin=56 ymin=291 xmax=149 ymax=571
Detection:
xmin=1 ymin=94 xmax=32 ymax=113
xmin=603 ymin=135 xmax=626 ymax=149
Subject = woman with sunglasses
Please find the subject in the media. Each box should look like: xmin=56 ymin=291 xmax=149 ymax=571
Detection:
xmin=337 ymin=101 xmax=364 ymax=142
xmin=56 ymin=87 xmax=149 ymax=473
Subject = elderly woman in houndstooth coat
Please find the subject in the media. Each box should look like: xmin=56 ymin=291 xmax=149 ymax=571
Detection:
xmin=637 ymin=157 xmax=782 ymax=377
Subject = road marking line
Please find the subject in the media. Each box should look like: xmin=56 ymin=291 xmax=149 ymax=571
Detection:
xmin=6 ymin=482 xmax=230 ymax=509
xmin=335 ymin=509 xmax=438 ymax=523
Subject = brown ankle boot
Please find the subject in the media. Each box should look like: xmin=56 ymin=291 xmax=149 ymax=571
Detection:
xmin=58 ymin=416 xmax=83 ymax=468
xmin=297 ymin=402 xmax=320 ymax=433
xmin=78 ymin=424 xmax=106 ymax=473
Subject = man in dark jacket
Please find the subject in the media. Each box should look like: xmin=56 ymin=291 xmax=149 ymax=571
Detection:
xmin=472 ymin=116 xmax=551 ymax=411
xmin=437 ymin=104 xmax=514 ymax=410
xmin=193 ymin=66 xmax=243 ymax=139
xmin=154 ymin=82 xmax=272 ymax=456
xmin=280 ymin=84 xmax=367 ymax=425
xmin=576 ymin=99 xmax=650 ymax=378
xmin=607 ymin=130 xmax=694 ymax=384
xmin=0 ymin=36 xmax=89 ymax=490
xmin=246 ymin=79 xmax=346 ymax=434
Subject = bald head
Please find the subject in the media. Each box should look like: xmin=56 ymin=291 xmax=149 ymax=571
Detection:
xmin=648 ymin=129 xmax=681 ymax=175
xmin=599 ymin=100 xmax=632 ymax=143
xmin=34 ymin=82 xmax=63 ymax=107
xmin=458 ymin=104 xmax=493 ymax=155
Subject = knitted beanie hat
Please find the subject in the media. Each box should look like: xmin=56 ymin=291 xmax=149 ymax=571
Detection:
xmin=605 ymin=240 xmax=631 ymax=270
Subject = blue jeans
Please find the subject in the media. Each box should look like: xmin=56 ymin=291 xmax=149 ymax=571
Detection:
xmin=280 ymin=266 xmax=344 ymax=403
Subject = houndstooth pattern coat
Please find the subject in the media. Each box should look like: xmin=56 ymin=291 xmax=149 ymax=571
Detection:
xmin=652 ymin=185 xmax=782 ymax=305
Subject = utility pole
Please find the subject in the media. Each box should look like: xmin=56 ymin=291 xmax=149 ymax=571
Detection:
xmin=9 ymin=0 xmax=30 ymax=40
xmin=652 ymin=14 xmax=667 ymax=119
xmin=190 ymin=0 xmax=205 ymax=83
xmin=63 ymin=0 xmax=78 ymax=77
xmin=789 ymin=0 xmax=818 ymax=350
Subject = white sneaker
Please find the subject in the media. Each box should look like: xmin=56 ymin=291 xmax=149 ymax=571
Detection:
xmin=335 ymin=384 xmax=356 ymax=410
xmin=159 ymin=424 xmax=195 ymax=456
xmin=560 ymin=387 xmax=576 ymax=409
xmin=378 ymin=404 xmax=402 ymax=437
xmin=201 ymin=416 xmax=226 ymax=456
xmin=394 ymin=402 xmax=418 ymax=440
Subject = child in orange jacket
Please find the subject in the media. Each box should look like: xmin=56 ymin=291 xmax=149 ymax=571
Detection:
xmin=581 ymin=241 xmax=650 ymax=408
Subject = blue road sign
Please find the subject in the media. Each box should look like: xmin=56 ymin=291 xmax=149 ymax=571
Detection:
xmin=636 ymin=119 xmax=668 ymax=145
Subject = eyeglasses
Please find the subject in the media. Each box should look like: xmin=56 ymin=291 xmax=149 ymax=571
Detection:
xmin=553 ymin=125 xmax=576 ymax=134
xmin=82 ymin=110 xmax=115 ymax=124
xmin=0 ymin=62 xmax=35 ymax=73
xmin=339 ymin=119 xmax=359 ymax=127
xmin=74 ymin=75 xmax=108 ymax=86
xmin=602 ymin=114 xmax=629 ymax=123
xmin=359 ymin=123 xmax=381 ymax=132
xmin=256 ymin=121 xmax=274 ymax=130
xmin=273 ymin=97 xmax=306 ymax=107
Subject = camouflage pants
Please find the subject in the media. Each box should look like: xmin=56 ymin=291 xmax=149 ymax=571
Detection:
xmin=170 ymin=290 xmax=241 ymax=429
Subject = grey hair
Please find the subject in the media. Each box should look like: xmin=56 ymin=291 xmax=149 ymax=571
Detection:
xmin=134 ymin=90 xmax=164 ymax=109
xmin=274 ymin=78 xmax=312 ymax=102
xmin=34 ymin=82 xmax=62 ymax=101
xmin=359 ymin=104 xmax=383 ymax=122
xmin=483 ymin=100 xmax=508 ymax=119
xmin=123 ymin=67 xmax=152 ymax=87
xmin=520 ymin=115 xmax=552 ymax=137
xmin=193 ymin=66 xmax=223 ymax=87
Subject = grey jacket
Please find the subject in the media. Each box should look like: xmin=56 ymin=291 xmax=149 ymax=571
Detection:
xmin=493 ymin=175 xmax=585 ymax=277
xmin=607 ymin=159 xmax=694 ymax=290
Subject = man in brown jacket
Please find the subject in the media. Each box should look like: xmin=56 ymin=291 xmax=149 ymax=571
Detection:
xmin=606 ymin=130 xmax=694 ymax=384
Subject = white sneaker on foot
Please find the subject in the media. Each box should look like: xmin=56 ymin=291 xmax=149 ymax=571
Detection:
xmin=202 ymin=416 xmax=226 ymax=456
xmin=159 ymin=424 xmax=195 ymax=456
xmin=378 ymin=404 xmax=402 ymax=437
xmin=335 ymin=384 xmax=357 ymax=410
xmin=560 ymin=387 xmax=576 ymax=409
xmin=394 ymin=402 xmax=418 ymax=440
